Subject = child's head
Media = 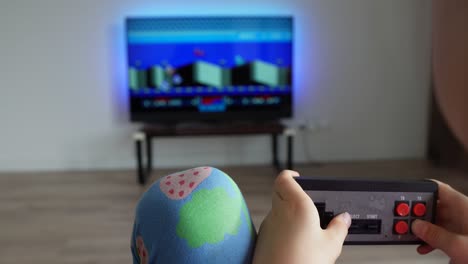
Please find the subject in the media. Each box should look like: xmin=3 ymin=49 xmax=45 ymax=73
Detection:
xmin=131 ymin=167 xmax=256 ymax=264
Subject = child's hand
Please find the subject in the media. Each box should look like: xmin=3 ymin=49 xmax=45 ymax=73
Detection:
xmin=412 ymin=180 xmax=468 ymax=264
xmin=253 ymin=170 xmax=351 ymax=264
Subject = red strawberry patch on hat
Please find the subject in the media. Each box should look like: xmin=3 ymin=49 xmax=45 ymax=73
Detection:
xmin=160 ymin=167 xmax=212 ymax=200
xmin=136 ymin=236 xmax=148 ymax=264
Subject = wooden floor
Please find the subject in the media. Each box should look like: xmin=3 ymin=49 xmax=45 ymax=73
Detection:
xmin=0 ymin=160 xmax=466 ymax=264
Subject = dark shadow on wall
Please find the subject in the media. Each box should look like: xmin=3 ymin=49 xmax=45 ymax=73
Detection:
xmin=427 ymin=92 xmax=468 ymax=173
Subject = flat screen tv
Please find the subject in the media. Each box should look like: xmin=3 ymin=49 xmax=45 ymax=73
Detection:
xmin=126 ymin=16 xmax=293 ymax=123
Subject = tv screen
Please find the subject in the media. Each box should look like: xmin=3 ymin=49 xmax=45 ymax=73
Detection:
xmin=126 ymin=16 xmax=293 ymax=123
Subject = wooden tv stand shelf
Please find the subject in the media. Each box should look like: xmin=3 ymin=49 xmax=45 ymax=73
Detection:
xmin=133 ymin=121 xmax=295 ymax=185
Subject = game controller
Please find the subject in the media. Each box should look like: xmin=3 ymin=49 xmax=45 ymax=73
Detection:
xmin=295 ymin=177 xmax=438 ymax=245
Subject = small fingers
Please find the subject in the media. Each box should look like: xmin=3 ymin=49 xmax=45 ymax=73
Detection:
xmin=416 ymin=244 xmax=435 ymax=255
xmin=412 ymin=219 xmax=463 ymax=258
xmin=273 ymin=170 xmax=305 ymax=203
xmin=430 ymin=180 xmax=463 ymax=204
xmin=272 ymin=171 xmax=322 ymax=224
xmin=325 ymin=212 xmax=351 ymax=248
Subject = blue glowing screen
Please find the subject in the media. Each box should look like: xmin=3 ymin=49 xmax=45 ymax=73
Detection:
xmin=126 ymin=16 xmax=293 ymax=121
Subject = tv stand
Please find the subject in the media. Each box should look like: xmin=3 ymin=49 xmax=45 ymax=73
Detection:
xmin=133 ymin=121 xmax=295 ymax=185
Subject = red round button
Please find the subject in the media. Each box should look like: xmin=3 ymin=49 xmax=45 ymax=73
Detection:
xmin=413 ymin=203 xmax=427 ymax=217
xmin=395 ymin=202 xmax=410 ymax=217
xmin=394 ymin=220 xmax=409 ymax=235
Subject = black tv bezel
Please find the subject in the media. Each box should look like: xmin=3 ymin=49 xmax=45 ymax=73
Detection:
xmin=125 ymin=15 xmax=294 ymax=123
xmin=130 ymin=107 xmax=293 ymax=123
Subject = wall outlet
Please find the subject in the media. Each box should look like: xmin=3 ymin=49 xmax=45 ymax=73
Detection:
xmin=317 ymin=119 xmax=331 ymax=131
xmin=291 ymin=118 xmax=331 ymax=133
xmin=306 ymin=120 xmax=320 ymax=132
xmin=301 ymin=119 xmax=331 ymax=133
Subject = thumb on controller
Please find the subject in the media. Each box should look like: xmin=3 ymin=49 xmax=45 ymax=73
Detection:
xmin=325 ymin=212 xmax=352 ymax=248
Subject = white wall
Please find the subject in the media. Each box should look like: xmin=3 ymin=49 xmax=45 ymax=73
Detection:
xmin=0 ymin=0 xmax=432 ymax=171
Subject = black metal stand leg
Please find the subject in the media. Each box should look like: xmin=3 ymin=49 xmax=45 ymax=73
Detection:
xmin=272 ymin=133 xmax=280 ymax=170
xmin=287 ymin=135 xmax=293 ymax=170
xmin=146 ymin=136 xmax=153 ymax=174
xmin=135 ymin=136 xmax=146 ymax=185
